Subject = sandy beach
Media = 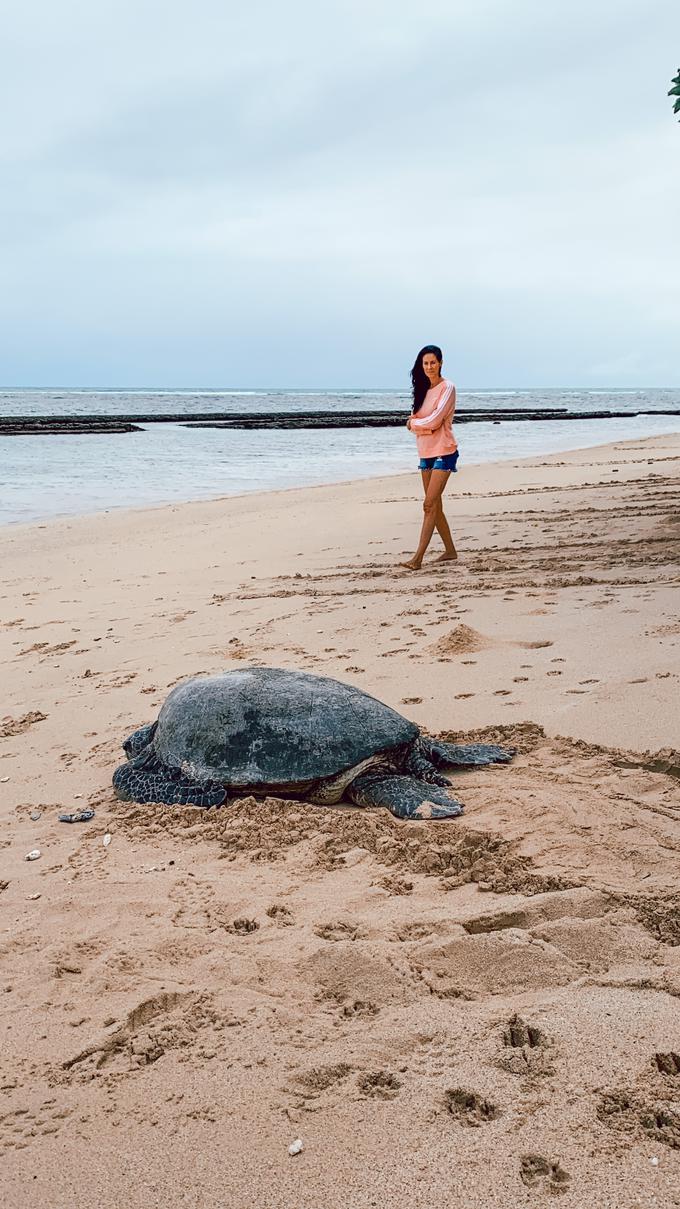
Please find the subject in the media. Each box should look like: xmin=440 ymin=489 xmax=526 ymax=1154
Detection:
xmin=2 ymin=432 xmax=680 ymax=1208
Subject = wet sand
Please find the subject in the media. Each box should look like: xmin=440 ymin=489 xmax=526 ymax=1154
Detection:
xmin=1 ymin=433 xmax=679 ymax=1208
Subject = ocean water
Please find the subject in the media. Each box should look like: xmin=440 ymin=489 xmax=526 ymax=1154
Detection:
xmin=2 ymin=388 xmax=679 ymax=526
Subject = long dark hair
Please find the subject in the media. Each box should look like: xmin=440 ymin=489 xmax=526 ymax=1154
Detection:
xmin=410 ymin=344 xmax=443 ymax=412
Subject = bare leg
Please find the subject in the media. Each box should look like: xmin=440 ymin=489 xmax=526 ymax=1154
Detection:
xmin=433 ymin=501 xmax=457 ymax=562
xmin=405 ymin=471 xmax=457 ymax=565
xmin=401 ymin=469 xmax=454 ymax=570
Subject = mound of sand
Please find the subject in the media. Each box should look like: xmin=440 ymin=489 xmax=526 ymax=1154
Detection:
xmin=430 ymin=624 xmax=492 ymax=656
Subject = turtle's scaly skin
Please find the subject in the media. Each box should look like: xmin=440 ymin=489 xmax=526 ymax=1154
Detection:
xmin=113 ymin=667 xmax=515 ymax=820
xmin=115 ymin=738 xmax=226 ymax=808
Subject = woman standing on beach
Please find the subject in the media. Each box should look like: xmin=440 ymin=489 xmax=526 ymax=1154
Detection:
xmin=402 ymin=344 xmax=459 ymax=571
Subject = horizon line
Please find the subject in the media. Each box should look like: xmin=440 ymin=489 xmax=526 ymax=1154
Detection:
xmin=2 ymin=384 xmax=679 ymax=394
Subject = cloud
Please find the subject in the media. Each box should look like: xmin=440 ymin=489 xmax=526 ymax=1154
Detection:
xmin=1 ymin=0 xmax=679 ymax=385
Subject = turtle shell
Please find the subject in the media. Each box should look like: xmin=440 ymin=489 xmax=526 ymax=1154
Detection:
xmin=153 ymin=667 xmax=419 ymax=786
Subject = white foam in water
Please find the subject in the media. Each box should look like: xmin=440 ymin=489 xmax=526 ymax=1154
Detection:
xmin=1 ymin=389 xmax=679 ymax=525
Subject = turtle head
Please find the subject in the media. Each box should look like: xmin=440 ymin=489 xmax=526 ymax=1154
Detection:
xmin=123 ymin=721 xmax=158 ymax=759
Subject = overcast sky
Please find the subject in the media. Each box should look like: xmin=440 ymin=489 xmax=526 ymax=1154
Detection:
xmin=2 ymin=0 xmax=679 ymax=388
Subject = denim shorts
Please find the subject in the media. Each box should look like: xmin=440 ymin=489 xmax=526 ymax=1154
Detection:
xmin=418 ymin=450 xmax=459 ymax=473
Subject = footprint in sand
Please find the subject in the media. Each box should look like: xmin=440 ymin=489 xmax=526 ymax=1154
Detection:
xmin=225 ymin=918 xmax=259 ymax=935
xmin=445 ymin=1088 xmax=499 ymax=1126
xmin=454 ymin=692 xmax=475 ymax=699
xmin=292 ymin=1063 xmax=352 ymax=1101
xmin=340 ymin=999 xmax=379 ymax=1020
xmin=640 ymin=1100 xmax=680 ymax=1148
xmin=519 ymin=1155 xmax=571 ymax=1194
xmin=497 ymin=1015 xmax=553 ymax=1076
xmin=266 ymin=904 xmax=294 ymax=926
xmin=314 ymin=921 xmax=361 ymax=942
xmin=655 ymin=1052 xmax=680 ymax=1076
xmin=357 ymin=1071 xmax=401 ymax=1099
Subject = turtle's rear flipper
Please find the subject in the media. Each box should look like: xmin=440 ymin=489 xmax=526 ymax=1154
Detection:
xmin=425 ymin=740 xmax=516 ymax=768
xmin=348 ymin=772 xmax=463 ymax=820
xmin=112 ymin=759 xmax=226 ymax=808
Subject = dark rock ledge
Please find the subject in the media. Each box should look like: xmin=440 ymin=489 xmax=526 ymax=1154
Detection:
xmin=1 ymin=408 xmax=679 ymax=435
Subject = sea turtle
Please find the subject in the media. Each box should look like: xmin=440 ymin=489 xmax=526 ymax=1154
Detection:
xmin=112 ymin=667 xmax=515 ymax=821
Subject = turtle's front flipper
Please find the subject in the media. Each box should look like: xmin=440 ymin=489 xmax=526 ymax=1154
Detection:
xmin=403 ymin=741 xmax=452 ymax=786
xmin=123 ymin=721 xmax=158 ymax=758
xmin=348 ymin=772 xmax=463 ymax=820
xmin=113 ymin=749 xmax=226 ymax=808
xmin=424 ymin=740 xmax=516 ymax=767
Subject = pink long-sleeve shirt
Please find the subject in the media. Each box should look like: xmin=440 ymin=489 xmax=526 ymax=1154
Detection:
xmin=409 ymin=379 xmax=457 ymax=458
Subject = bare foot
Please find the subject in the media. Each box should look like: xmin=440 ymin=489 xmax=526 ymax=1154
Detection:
xmin=435 ymin=551 xmax=458 ymax=563
xmin=400 ymin=559 xmax=422 ymax=571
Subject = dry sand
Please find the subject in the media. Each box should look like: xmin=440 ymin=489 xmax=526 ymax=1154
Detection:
xmin=1 ymin=432 xmax=680 ymax=1208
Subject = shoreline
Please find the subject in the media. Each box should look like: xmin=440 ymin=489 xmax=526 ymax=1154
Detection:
xmin=4 ymin=428 xmax=680 ymax=532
